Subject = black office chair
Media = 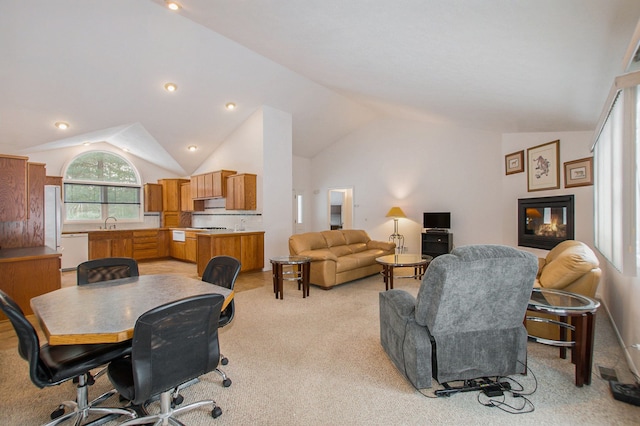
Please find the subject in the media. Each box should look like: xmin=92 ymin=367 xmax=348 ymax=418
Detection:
xmin=77 ymin=257 xmax=139 ymax=285
xmin=107 ymin=294 xmax=226 ymax=424
xmin=202 ymin=255 xmax=241 ymax=387
xmin=0 ymin=289 xmax=134 ymax=426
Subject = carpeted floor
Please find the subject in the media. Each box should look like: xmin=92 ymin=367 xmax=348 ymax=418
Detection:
xmin=1 ymin=274 xmax=639 ymax=425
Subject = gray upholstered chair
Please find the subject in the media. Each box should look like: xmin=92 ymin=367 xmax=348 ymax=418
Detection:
xmin=379 ymin=245 xmax=537 ymax=389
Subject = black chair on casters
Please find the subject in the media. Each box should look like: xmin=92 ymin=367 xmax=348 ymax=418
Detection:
xmin=0 ymin=290 xmax=134 ymax=426
xmin=107 ymin=293 xmax=226 ymax=425
xmin=77 ymin=257 xmax=139 ymax=285
xmin=202 ymin=255 xmax=241 ymax=387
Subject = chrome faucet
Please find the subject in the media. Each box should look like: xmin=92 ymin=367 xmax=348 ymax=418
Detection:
xmin=104 ymin=216 xmax=117 ymax=230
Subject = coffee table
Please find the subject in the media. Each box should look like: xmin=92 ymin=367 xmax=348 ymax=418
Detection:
xmin=376 ymin=254 xmax=432 ymax=290
xmin=526 ymin=288 xmax=600 ymax=387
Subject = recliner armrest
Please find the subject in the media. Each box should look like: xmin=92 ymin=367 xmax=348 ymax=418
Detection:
xmin=379 ymin=289 xmax=416 ymax=317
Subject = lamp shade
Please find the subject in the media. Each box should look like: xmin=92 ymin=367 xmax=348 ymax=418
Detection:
xmin=386 ymin=206 xmax=406 ymax=218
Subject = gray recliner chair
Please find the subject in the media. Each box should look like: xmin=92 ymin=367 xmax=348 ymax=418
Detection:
xmin=379 ymin=245 xmax=537 ymax=389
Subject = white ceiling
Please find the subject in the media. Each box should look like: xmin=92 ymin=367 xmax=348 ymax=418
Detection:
xmin=2 ymin=0 xmax=640 ymax=176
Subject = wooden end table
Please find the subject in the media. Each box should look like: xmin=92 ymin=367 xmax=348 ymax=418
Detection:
xmin=270 ymin=256 xmax=311 ymax=300
xmin=526 ymin=288 xmax=600 ymax=387
xmin=376 ymin=254 xmax=432 ymax=291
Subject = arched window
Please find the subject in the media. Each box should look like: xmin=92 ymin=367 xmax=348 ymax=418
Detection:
xmin=63 ymin=151 xmax=142 ymax=223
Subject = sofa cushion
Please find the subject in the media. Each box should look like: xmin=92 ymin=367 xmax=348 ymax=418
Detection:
xmin=336 ymin=255 xmax=360 ymax=273
xmin=539 ymin=243 xmax=599 ymax=289
xmin=348 ymin=243 xmax=367 ymax=253
xmin=321 ymin=230 xmax=348 ymax=247
xmin=289 ymin=232 xmax=328 ymax=254
xmin=342 ymin=229 xmax=370 ymax=245
xmin=329 ymin=245 xmax=353 ymax=257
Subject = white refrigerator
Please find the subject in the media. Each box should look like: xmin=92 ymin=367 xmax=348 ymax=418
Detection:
xmin=45 ymin=185 xmax=89 ymax=270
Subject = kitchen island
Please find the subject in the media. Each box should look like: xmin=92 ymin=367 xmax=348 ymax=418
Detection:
xmin=196 ymin=230 xmax=264 ymax=275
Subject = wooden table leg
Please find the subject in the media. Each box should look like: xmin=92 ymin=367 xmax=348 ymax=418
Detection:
xmin=302 ymin=261 xmax=310 ymax=298
xmin=573 ymin=314 xmax=588 ymax=387
xmin=583 ymin=312 xmax=596 ymax=385
xmin=559 ymin=315 xmax=568 ymax=359
xmin=271 ymin=262 xmax=279 ymax=299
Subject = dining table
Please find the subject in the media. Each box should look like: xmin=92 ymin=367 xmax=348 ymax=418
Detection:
xmin=30 ymin=274 xmax=234 ymax=345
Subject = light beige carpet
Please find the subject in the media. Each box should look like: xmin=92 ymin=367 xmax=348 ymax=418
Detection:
xmin=1 ymin=275 xmax=639 ymax=425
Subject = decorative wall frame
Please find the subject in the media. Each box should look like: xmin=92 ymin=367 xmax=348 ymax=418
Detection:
xmin=527 ymin=140 xmax=560 ymax=192
xmin=564 ymin=157 xmax=593 ymax=188
xmin=505 ymin=150 xmax=524 ymax=175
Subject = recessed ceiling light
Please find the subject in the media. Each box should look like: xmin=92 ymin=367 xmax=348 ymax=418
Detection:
xmin=187 ymin=145 xmax=198 ymax=152
xmin=55 ymin=121 xmax=69 ymax=130
xmin=225 ymin=102 xmax=236 ymax=110
xmin=166 ymin=1 xmax=181 ymax=11
xmin=164 ymin=82 xmax=178 ymax=92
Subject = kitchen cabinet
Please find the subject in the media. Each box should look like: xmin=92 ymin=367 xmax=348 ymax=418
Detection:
xmin=170 ymin=230 xmax=199 ymax=263
xmin=225 ymin=173 xmax=257 ymax=210
xmin=133 ymin=229 xmax=169 ymax=260
xmin=180 ymin=182 xmax=204 ymax=212
xmin=191 ymin=170 xmax=236 ymax=199
xmin=196 ymin=231 xmax=264 ymax=275
xmin=144 ymin=183 xmax=163 ymax=212
xmin=88 ymin=230 xmax=133 ymax=259
xmin=158 ymin=178 xmax=189 ymax=212
xmin=0 ymin=247 xmax=61 ymax=319
xmin=0 ymin=154 xmax=28 ymax=222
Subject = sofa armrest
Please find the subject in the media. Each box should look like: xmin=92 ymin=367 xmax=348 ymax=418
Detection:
xmin=297 ymin=249 xmax=338 ymax=262
xmin=379 ymin=289 xmax=416 ymax=317
xmin=537 ymin=257 xmax=546 ymax=279
xmin=368 ymin=240 xmax=396 ymax=251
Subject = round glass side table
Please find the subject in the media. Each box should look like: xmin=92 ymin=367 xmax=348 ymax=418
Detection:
xmin=269 ymin=256 xmax=312 ymax=300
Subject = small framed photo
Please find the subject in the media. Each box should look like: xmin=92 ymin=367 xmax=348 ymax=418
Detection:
xmin=527 ymin=140 xmax=560 ymax=192
xmin=564 ymin=157 xmax=593 ymax=188
xmin=505 ymin=150 xmax=524 ymax=175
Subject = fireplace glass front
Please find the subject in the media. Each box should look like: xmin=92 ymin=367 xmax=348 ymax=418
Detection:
xmin=518 ymin=195 xmax=574 ymax=250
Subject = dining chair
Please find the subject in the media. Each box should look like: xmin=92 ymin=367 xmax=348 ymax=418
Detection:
xmin=107 ymin=293 xmax=226 ymax=424
xmin=202 ymin=255 xmax=241 ymax=387
xmin=77 ymin=257 xmax=139 ymax=285
xmin=0 ymin=289 xmax=134 ymax=425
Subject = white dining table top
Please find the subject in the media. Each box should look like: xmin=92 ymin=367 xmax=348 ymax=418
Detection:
xmin=30 ymin=274 xmax=233 ymax=345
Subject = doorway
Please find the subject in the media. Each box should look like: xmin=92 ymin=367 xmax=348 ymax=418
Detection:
xmin=328 ymin=187 xmax=353 ymax=230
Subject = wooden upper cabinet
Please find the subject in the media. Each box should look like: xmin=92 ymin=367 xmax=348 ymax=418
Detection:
xmin=0 ymin=155 xmax=28 ymax=221
xmin=158 ymin=178 xmax=189 ymax=212
xmin=226 ymin=173 xmax=257 ymax=210
xmin=144 ymin=183 xmax=163 ymax=212
xmin=180 ymin=182 xmax=204 ymax=212
xmin=191 ymin=170 xmax=236 ymax=199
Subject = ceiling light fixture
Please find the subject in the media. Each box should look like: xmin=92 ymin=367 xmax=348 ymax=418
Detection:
xmin=164 ymin=82 xmax=178 ymax=92
xmin=122 ymin=147 xmax=130 ymax=153
xmin=166 ymin=1 xmax=181 ymax=11
xmin=187 ymin=145 xmax=198 ymax=152
xmin=225 ymin=102 xmax=236 ymax=110
xmin=83 ymin=142 xmax=91 ymax=146
xmin=54 ymin=121 xmax=69 ymax=130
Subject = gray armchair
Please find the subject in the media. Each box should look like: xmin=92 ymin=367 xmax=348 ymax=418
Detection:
xmin=379 ymin=245 xmax=537 ymax=389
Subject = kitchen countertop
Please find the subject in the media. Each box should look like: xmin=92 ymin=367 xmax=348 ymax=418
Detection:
xmin=0 ymin=246 xmax=61 ymax=262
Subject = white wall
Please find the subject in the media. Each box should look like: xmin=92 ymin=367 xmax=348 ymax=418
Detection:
xmin=310 ymin=117 xmax=503 ymax=253
xmin=501 ymin=131 xmax=595 ymax=258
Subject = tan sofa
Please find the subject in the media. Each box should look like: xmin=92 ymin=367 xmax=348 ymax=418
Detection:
xmin=526 ymin=240 xmax=601 ymax=340
xmin=288 ymin=230 xmax=395 ymax=289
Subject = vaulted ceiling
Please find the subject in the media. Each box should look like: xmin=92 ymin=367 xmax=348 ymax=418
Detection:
xmin=2 ymin=0 xmax=640 ymax=175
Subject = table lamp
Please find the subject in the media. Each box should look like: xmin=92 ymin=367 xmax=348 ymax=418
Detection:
xmin=386 ymin=206 xmax=406 ymax=254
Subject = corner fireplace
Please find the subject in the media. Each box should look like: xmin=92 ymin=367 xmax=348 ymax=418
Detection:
xmin=518 ymin=195 xmax=574 ymax=250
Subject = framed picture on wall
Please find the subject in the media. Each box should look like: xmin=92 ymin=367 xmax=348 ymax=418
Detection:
xmin=564 ymin=157 xmax=593 ymax=188
xmin=527 ymin=140 xmax=560 ymax=192
xmin=505 ymin=150 xmax=524 ymax=175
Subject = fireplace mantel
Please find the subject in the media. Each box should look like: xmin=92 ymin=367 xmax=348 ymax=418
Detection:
xmin=518 ymin=195 xmax=575 ymax=250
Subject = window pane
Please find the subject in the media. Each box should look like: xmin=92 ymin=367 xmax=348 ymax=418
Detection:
xmin=64 ymin=184 xmax=101 ymax=203
xmin=107 ymin=186 xmax=140 ymax=204
xmin=108 ymin=204 xmax=139 ymax=219
xmin=66 ymin=202 xmax=102 ymax=220
xmin=65 ymin=151 xmax=138 ymax=183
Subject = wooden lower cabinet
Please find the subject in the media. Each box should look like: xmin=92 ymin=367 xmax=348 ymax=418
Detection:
xmin=197 ymin=231 xmax=264 ymax=276
xmin=88 ymin=231 xmax=133 ymax=259
xmin=170 ymin=231 xmax=199 ymax=263
xmin=133 ymin=229 xmax=169 ymax=260
xmin=0 ymin=248 xmax=61 ymax=318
